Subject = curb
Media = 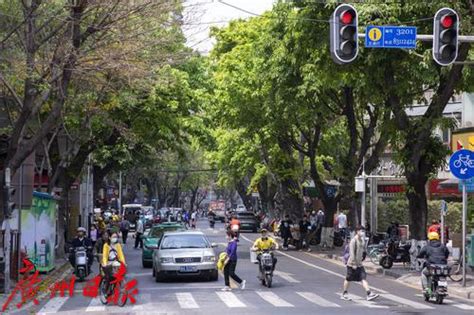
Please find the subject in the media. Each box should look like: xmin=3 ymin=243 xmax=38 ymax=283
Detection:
xmin=313 ymin=251 xmax=474 ymax=301
xmin=1 ymin=260 xmax=73 ymax=314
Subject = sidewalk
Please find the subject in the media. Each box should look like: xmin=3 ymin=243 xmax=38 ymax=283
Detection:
xmin=308 ymin=244 xmax=474 ymax=301
xmin=0 ymin=257 xmax=72 ymax=313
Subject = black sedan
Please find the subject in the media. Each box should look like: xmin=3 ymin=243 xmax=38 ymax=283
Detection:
xmin=236 ymin=211 xmax=259 ymax=233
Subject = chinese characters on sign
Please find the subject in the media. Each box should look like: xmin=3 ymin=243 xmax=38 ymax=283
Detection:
xmin=1 ymin=259 xmax=138 ymax=312
xmin=365 ymin=26 xmax=417 ymax=49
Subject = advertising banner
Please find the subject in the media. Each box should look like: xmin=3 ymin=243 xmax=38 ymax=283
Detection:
xmin=21 ymin=192 xmax=57 ymax=272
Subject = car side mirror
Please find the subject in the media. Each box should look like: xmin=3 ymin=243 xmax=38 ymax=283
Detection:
xmin=211 ymin=243 xmax=218 ymax=248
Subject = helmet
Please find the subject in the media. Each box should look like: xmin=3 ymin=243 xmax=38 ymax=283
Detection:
xmin=428 ymin=231 xmax=439 ymax=241
xmin=260 ymin=228 xmax=268 ymax=234
xmin=77 ymin=227 xmax=86 ymax=233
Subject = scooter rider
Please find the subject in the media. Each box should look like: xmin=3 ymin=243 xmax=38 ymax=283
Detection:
xmin=70 ymin=227 xmax=94 ymax=270
xmin=252 ymin=229 xmax=279 ymax=274
xmin=417 ymin=231 xmax=449 ymax=294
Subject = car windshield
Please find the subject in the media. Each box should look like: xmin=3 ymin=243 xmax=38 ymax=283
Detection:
xmin=150 ymin=226 xmax=181 ymax=238
xmin=160 ymin=234 xmax=209 ymax=249
xmin=237 ymin=212 xmax=255 ymax=218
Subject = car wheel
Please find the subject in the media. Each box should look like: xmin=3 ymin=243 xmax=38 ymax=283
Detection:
xmin=142 ymin=260 xmax=152 ymax=268
xmin=209 ymin=269 xmax=218 ymax=281
xmin=155 ymin=270 xmax=165 ymax=282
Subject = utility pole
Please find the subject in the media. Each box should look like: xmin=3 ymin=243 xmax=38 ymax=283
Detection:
xmin=118 ymin=171 xmax=122 ymax=215
xmin=3 ymin=168 xmax=11 ymax=293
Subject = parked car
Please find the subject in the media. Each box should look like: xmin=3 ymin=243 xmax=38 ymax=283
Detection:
xmin=152 ymin=231 xmax=218 ymax=281
xmin=142 ymin=206 xmax=155 ymax=228
xmin=142 ymin=222 xmax=185 ymax=268
xmin=236 ymin=211 xmax=259 ymax=233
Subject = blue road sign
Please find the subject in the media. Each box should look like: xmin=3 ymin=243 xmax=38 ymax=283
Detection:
xmin=365 ymin=26 xmax=417 ymax=49
xmin=449 ymin=149 xmax=474 ymax=180
xmin=459 ymin=177 xmax=474 ymax=193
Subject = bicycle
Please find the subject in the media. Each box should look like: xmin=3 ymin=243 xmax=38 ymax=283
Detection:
xmin=448 ymin=250 xmax=470 ymax=282
xmin=99 ymin=261 xmax=127 ymax=307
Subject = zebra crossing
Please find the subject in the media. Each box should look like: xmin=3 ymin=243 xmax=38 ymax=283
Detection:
xmin=35 ymin=289 xmax=474 ymax=314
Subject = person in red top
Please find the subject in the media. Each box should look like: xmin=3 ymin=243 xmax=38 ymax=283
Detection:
xmin=428 ymin=220 xmax=440 ymax=234
xmin=229 ymin=215 xmax=241 ymax=238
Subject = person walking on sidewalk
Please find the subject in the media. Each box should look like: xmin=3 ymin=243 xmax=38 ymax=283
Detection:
xmin=280 ymin=214 xmax=293 ymax=250
xmin=120 ymin=218 xmax=130 ymax=244
xmin=341 ymin=225 xmax=379 ymax=301
xmin=222 ymin=231 xmax=246 ymax=291
xmin=134 ymin=218 xmax=144 ymax=249
xmin=299 ymin=214 xmax=312 ymax=252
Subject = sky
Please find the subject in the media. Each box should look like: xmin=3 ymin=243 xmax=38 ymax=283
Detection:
xmin=183 ymin=0 xmax=276 ymax=54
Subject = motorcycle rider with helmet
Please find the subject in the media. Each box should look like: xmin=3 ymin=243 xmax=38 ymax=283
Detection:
xmin=417 ymin=231 xmax=450 ymax=294
xmin=251 ymin=229 xmax=279 ymax=274
xmin=69 ymin=227 xmax=94 ymax=270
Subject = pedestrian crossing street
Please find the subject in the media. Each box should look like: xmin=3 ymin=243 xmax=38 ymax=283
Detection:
xmin=36 ymin=289 xmax=474 ymax=314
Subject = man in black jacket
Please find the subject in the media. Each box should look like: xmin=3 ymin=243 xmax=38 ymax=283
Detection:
xmin=417 ymin=231 xmax=450 ymax=293
xmin=280 ymin=214 xmax=293 ymax=250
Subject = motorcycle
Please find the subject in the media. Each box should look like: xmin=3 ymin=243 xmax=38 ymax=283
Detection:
xmin=72 ymin=246 xmax=91 ymax=281
xmin=258 ymin=250 xmax=274 ymax=288
xmin=208 ymin=215 xmax=215 ymax=228
xmin=379 ymin=239 xmax=411 ymax=269
xmin=424 ymin=264 xmax=450 ymax=304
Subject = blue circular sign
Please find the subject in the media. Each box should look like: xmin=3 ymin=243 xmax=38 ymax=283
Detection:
xmin=449 ymin=149 xmax=474 ymax=179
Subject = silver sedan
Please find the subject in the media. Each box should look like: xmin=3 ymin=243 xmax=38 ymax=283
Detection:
xmin=152 ymin=231 xmax=219 ymax=282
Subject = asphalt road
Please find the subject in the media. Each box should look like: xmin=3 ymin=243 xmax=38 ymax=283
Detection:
xmin=10 ymin=219 xmax=474 ymax=314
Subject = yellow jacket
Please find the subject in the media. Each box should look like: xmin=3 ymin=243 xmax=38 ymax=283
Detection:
xmin=101 ymin=243 xmax=126 ymax=267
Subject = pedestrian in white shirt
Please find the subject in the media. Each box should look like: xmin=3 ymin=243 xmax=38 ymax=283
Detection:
xmin=191 ymin=211 xmax=197 ymax=229
xmin=134 ymin=218 xmax=144 ymax=249
xmin=337 ymin=211 xmax=348 ymax=230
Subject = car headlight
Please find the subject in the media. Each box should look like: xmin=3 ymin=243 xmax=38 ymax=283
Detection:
xmin=203 ymin=256 xmax=216 ymax=262
xmin=160 ymin=257 xmax=173 ymax=263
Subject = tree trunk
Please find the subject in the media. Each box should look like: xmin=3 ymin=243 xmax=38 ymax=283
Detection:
xmin=235 ymin=179 xmax=252 ymax=209
xmin=406 ymin=172 xmax=428 ymax=240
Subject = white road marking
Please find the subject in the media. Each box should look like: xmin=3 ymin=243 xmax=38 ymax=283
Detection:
xmin=216 ymin=292 xmax=247 ymax=308
xmin=297 ymin=292 xmax=340 ymax=307
xmin=256 ymin=291 xmax=294 ymax=307
xmin=127 ymin=272 xmax=152 ymax=277
xmin=132 ymin=293 xmax=151 ymax=310
xmin=176 ymin=292 xmax=199 ymax=309
xmin=381 ymin=293 xmax=434 ymax=309
xmin=444 ymin=299 xmax=474 ymax=310
xmin=37 ymin=297 xmax=69 ymax=314
xmin=85 ymin=297 xmax=106 ymax=312
xmin=274 ymin=270 xmax=300 ymax=283
xmin=337 ymin=293 xmax=388 ymax=309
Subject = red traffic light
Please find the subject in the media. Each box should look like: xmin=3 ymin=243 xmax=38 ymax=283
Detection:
xmin=440 ymin=14 xmax=454 ymax=28
xmin=340 ymin=10 xmax=354 ymax=25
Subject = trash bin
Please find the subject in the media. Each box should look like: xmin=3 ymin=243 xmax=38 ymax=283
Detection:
xmin=468 ymin=234 xmax=474 ymax=268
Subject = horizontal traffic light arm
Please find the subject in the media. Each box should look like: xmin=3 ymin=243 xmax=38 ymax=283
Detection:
xmin=357 ymin=33 xmax=474 ymax=42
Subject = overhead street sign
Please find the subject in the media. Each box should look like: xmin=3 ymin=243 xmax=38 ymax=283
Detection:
xmin=365 ymin=26 xmax=417 ymax=49
xmin=449 ymin=149 xmax=474 ymax=180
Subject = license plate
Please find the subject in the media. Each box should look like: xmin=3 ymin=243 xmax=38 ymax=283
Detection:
xmin=438 ymin=281 xmax=447 ymax=287
xmin=180 ymin=266 xmax=197 ymax=273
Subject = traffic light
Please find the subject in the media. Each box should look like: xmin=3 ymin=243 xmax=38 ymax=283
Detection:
xmin=433 ymin=8 xmax=459 ymax=66
xmin=330 ymin=4 xmax=358 ymax=64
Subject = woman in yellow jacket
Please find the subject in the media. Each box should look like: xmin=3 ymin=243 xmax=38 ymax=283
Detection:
xmin=101 ymin=232 xmax=126 ymax=278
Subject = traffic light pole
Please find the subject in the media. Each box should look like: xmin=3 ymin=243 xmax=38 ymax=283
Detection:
xmin=357 ymin=33 xmax=474 ymax=42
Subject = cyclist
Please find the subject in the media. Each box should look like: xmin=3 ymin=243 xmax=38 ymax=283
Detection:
xmin=251 ymin=229 xmax=279 ymax=274
xmin=101 ymin=232 xmax=126 ymax=287
xmin=417 ymin=231 xmax=449 ymax=294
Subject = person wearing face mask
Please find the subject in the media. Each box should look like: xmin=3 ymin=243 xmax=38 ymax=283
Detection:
xmin=102 ymin=232 xmax=126 ymax=268
xmin=252 ymin=229 xmax=279 ymax=275
xmin=341 ymin=225 xmax=378 ymax=301
xmin=222 ymin=231 xmax=246 ymax=291
xmin=70 ymin=227 xmax=94 ymax=269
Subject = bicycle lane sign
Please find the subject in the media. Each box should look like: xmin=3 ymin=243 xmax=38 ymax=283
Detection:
xmin=449 ymin=149 xmax=474 ymax=180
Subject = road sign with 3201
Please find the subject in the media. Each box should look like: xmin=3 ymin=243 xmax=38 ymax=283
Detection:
xmin=365 ymin=26 xmax=417 ymax=49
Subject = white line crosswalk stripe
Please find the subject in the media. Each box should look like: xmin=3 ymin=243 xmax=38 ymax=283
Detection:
xmin=132 ymin=293 xmax=152 ymax=310
xmin=336 ymin=293 xmax=389 ymax=309
xmin=216 ymin=292 xmax=247 ymax=308
xmin=176 ymin=292 xmax=200 ymax=309
xmin=297 ymin=292 xmax=340 ymax=307
xmin=444 ymin=299 xmax=474 ymax=310
xmin=85 ymin=297 xmax=106 ymax=312
xmin=256 ymin=291 xmax=294 ymax=307
xmin=37 ymin=297 xmax=69 ymax=314
xmin=381 ymin=293 xmax=434 ymax=310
